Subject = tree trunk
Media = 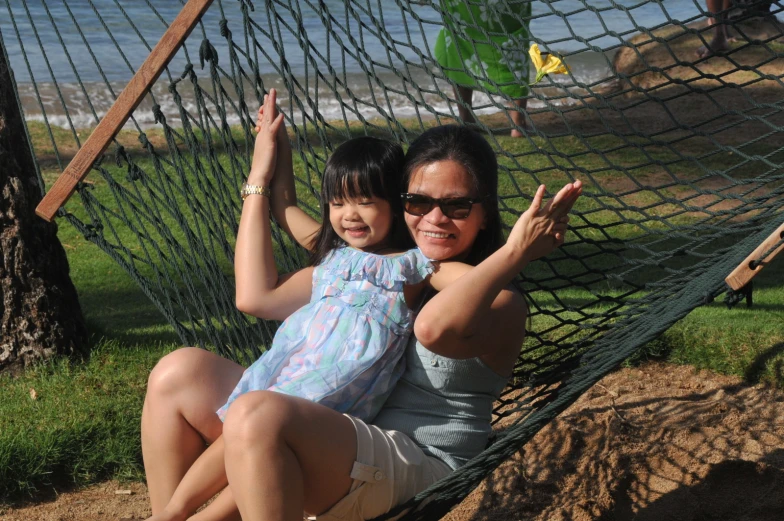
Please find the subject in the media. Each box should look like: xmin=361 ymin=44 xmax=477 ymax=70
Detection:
xmin=0 ymin=41 xmax=87 ymax=373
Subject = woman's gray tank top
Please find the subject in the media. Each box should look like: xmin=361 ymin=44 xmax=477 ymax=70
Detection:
xmin=372 ymin=336 xmax=509 ymax=470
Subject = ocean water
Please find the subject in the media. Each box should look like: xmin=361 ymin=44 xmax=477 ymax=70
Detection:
xmin=1 ymin=0 xmax=706 ymax=129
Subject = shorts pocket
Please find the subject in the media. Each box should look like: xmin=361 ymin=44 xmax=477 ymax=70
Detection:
xmin=355 ymin=462 xmax=394 ymax=520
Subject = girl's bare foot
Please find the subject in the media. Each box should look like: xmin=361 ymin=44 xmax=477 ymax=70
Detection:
xmin=143 ymin=509 xmax=186 ymax=521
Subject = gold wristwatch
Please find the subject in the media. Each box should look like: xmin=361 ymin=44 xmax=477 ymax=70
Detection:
xmin=240 ymin=183 xmax=271 ymax=200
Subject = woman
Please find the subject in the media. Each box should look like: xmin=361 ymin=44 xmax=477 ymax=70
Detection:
xmin=141 ymin=104 xmax=581 ymax=521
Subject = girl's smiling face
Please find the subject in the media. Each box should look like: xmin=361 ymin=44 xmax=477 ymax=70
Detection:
xmin=404 ymin=160 xmax=486 ymax=261
xmin=328 ymin=196 xmax=394 ymax=251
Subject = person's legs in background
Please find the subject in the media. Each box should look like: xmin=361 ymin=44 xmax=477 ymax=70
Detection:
xmin=454 ymin=86 xmax=476 ymax=125
xmin=453 ymin=86 xmax=528 ymax=138
xmin=697 ymin=0 xmax=733 ymax=57
xmin=509 ymin=98 xmax=528 ymax=138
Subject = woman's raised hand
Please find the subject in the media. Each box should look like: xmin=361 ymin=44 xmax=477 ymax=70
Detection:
xmin=506 ymin=180 xmax=582 ymax=263
xmin=248 ymin=88 xmax=285 ymax=186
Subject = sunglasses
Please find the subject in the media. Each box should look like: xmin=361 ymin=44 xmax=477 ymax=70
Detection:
xmin=400 ymin=193 xmax=483 ymax=220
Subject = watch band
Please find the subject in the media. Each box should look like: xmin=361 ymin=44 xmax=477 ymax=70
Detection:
xmin=241 ymin=183 xmax=271 ymax=200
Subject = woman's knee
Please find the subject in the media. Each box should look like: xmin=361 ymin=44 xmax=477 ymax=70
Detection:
xmin=146 ymin=346 xmax=206 ymax=400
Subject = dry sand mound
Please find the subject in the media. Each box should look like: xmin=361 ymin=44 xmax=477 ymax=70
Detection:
xmin=4 ymin=362 xmax=784 ymax=521
xmin=445 ymin=362 xmax=784 ymax=521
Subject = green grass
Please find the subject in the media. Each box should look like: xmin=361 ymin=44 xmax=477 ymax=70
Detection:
xmin=0 ymin=225 xmax=177 ymax=502
xmin=2 ymin=116 xmax=783 ymax=504
xmin=0 ymin=340 xmax=169 ymax=501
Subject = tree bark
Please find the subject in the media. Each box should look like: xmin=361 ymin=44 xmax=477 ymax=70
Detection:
xmin=0 ymin=41 xmax=87 ymax=373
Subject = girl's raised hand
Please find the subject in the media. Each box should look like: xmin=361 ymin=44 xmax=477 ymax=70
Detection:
xmin=506 ymin=180 xmax=582 ymax=263
xmin=248 ymin=88 xmax=285 ymax=186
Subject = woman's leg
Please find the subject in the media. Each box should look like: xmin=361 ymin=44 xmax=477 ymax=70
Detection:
xmin=141 ymin=347 xmax=244 ymax=514
xmin=222 ymin=391 xmax=357 ymax=521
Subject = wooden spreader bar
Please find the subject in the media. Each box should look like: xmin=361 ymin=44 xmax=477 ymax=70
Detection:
xmin=35 ymin=0 xmax=216 ymax=222
xmin=725 ymin=221 xmax=784 ymax=291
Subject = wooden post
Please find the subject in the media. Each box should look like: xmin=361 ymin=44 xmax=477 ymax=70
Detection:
xmin=725 ymin=221 xmax=784 ymax=291
xmin=34 ymin=0 xmax=216 ymax=222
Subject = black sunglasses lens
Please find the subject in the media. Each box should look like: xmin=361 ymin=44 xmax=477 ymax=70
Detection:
xmin=403 ymin=195 xmax=433 ymax=216
xmin=403 ymin=195 xmax=476 ymax=219
xmin=442 ymin=201 xmax=473 ymax=219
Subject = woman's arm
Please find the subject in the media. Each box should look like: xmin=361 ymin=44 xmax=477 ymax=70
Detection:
xmin=235 ymin=92 xmax=313 ymax=321
xmin=415 ymin=181 xmax=582 ymax=361
xmin=262 ymin=91 xmax=321 ymax=251
xmin=426 ymin=261 xmax=471 ymax=291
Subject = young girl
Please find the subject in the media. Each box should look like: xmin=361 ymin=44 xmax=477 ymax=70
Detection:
xmin=145 ymin=90 xmax=473 ymax=521
xmin=217 ymin=131 xmax=431 ymax=424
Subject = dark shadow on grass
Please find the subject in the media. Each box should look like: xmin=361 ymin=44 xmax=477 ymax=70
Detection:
xmin=745 ymin=342 xmax=784 ymax=384
xmin=78 ymin=287 xmax=179 ymax=347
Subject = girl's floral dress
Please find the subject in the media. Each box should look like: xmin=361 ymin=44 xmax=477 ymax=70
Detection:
xmin=217 ymin=247 xmax=433 ymax=422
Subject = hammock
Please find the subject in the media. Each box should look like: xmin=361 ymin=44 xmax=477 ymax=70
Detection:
xmin=2 ymin=0 xmax=783 ymax=518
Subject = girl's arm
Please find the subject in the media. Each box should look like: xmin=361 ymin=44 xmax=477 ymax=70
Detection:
xmin=263 ymin=94 xmax=321 ymax=251
xmin=415 ymin=181 xmax=582 ymax=361
xmin=235 ymin=91 xmax=313 ymax=321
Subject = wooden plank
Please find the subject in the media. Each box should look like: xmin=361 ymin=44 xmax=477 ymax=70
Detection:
xmin=725 ymin=221 xmax=784 ymax=291
xmin=35 ymin=0 xmax=216 ymax=222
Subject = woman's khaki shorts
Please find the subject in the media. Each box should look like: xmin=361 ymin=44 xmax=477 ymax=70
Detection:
xmin=315 ymin=415 xmax=453 ymax=521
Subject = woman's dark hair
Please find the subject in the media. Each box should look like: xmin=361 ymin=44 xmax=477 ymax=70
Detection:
xmin=310 ymin=136 xmax=411 ymax=266
xmin=403 ymin=125 xmax=503 ymax=266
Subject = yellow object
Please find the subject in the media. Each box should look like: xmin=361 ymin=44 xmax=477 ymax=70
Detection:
xmin=529 ymin=44 xmax=569 ymax=84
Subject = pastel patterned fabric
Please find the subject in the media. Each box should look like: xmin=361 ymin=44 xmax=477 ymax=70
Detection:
xmin=435 ymin=0 xmax=532 ymax=98
xmin=217 ymin=247 xmax=434 ymax=422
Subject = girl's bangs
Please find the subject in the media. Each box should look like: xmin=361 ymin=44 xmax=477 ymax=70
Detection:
xmin=323 ymin=165 xmax=386 ymax=202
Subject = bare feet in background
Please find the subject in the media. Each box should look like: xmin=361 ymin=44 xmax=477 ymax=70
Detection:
xmin=454 ymin=86 xmax=530 ymax=138
xmin=696 ymin=0 xmax=733 ymax=58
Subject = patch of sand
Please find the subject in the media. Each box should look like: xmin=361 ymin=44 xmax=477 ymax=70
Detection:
xmin=444 ymin=362 xmax=784 ymax=521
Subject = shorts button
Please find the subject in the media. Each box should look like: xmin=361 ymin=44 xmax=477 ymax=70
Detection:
xmin=374 ymin=470 xmax=384 ymax=481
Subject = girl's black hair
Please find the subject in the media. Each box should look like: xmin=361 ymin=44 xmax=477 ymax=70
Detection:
xmin=309 ymin=136 xmax=411 ymax=266
xmin=402 ymin=125 xmax=503 ymax=266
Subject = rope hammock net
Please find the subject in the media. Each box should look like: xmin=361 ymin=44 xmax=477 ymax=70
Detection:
xmin=3 ymin=0 xmax=784 ymax=518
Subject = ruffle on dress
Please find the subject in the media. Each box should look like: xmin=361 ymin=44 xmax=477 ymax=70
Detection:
xmin=316 ymin=247 xmax=434 ymax=291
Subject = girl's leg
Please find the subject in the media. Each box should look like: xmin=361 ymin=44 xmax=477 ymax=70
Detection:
xmin=189 ymin=487 xmax=240 ymax=521
xmin=222 ymin=391 xmax=357 ymax=521
xmin=141 ymin=347 xmax=244 ymax=514
xmin=147 ymin=436 xmax=230 ymax=521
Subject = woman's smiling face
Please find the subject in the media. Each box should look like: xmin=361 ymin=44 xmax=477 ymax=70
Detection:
xmin=404 ymin=160 xmax=486 ymax=261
